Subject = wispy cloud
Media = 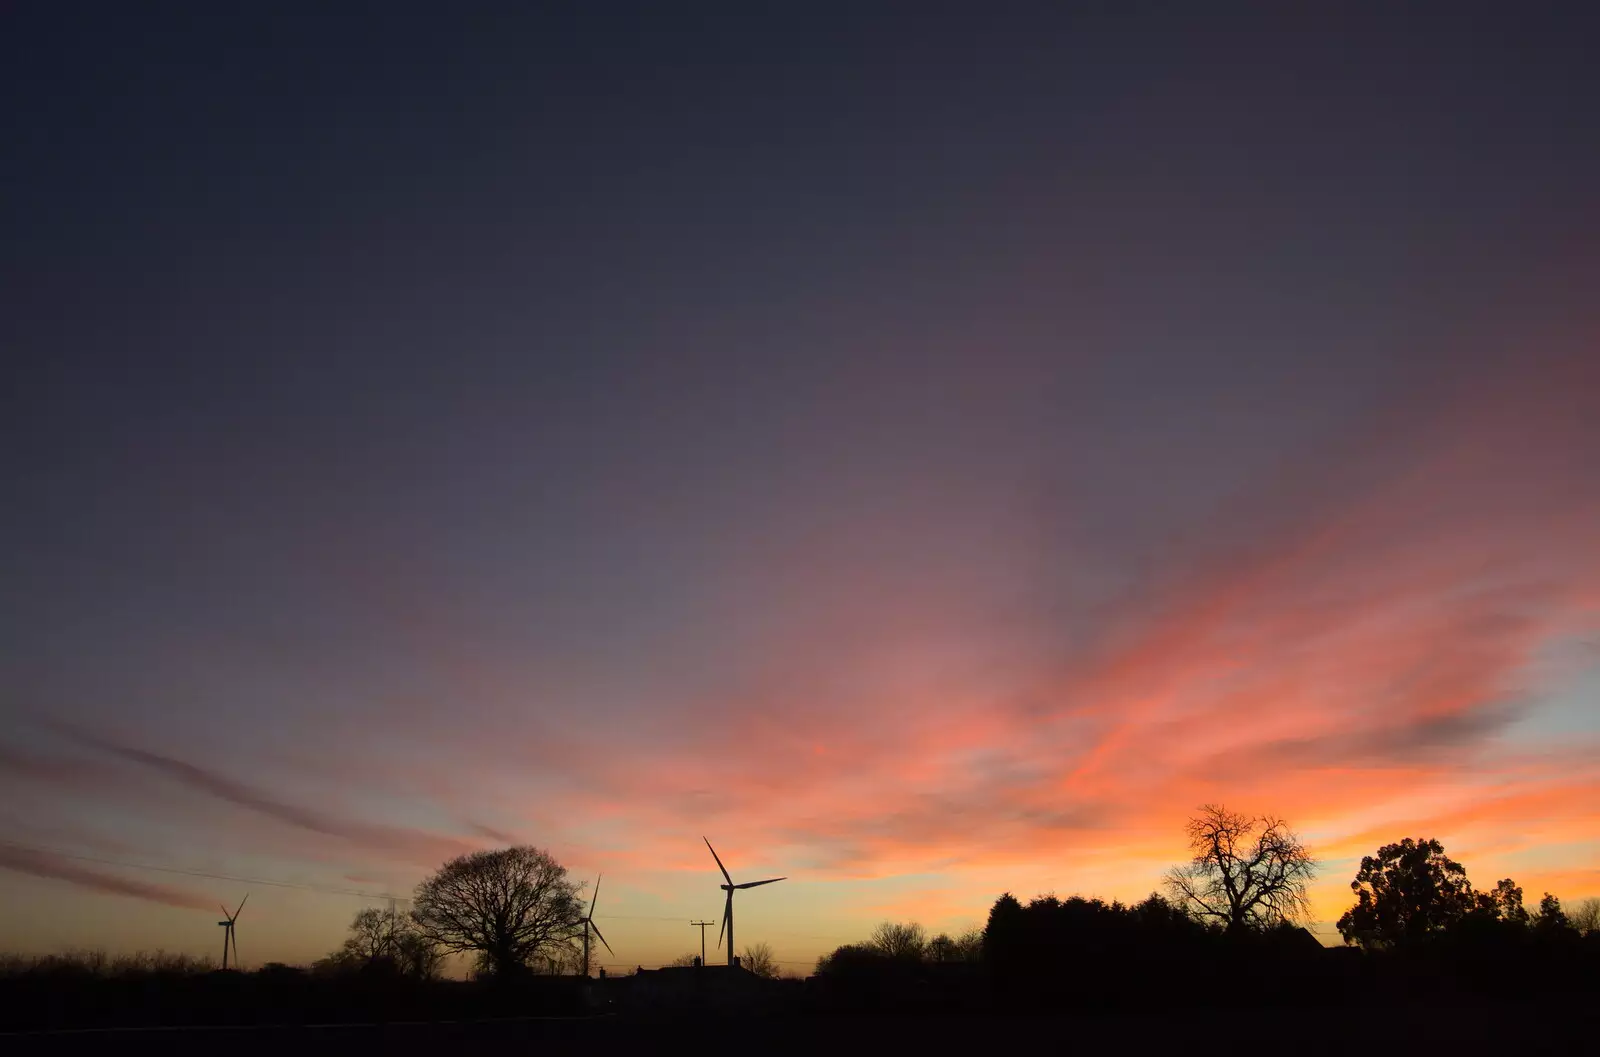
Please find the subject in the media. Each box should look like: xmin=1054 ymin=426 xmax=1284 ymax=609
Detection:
xmin=0 ymin=845 xmax=213 ymax=911
xmin=469 ymin=822 xmax=519 ymax=844
xmin=8 ymin=356 xmax=1596 ymax=936
xmin=57 ymin=728 xmax=477 ymax=867
xmin=473 ymin=356 xmax=1600 ymax=898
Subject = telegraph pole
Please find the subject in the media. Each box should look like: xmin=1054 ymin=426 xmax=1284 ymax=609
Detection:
xmin=690 ymin=920 xmax=715 ymax=966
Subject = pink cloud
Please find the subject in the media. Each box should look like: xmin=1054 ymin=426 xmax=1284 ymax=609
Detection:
xmin=10 ymin=354 xmax=1595 ymax=944
xmin=6 ymin=728 xmax=486 ymax=871
xmin=475 ymin=354 xmax=1599 ymax=907
xmin=0 ymin=845 xmax=213 ymax=911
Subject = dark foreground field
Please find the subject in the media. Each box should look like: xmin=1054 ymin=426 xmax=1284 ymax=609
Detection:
xmin=7 ymin=1002 xmax=1597 ymax=1057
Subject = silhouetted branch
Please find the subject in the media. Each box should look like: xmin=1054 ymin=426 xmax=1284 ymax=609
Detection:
xmin=1165 ymin=805 xmax=1315 ymax=930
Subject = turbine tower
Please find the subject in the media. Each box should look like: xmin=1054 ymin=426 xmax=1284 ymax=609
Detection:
xmin=704 ymin=837 xmax=784 ymax=967
xmin=217 ymin=894 xmax=248 ymax=971
xmin=580 ymin=874 xmax=613 ymax=977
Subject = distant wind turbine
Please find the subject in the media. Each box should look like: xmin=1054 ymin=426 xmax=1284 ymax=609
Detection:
xmin=580 ymin=874 xmax=613 ymax=977
xmin=704 ymin=838 xmax=784 ymax=967
xmin=217 ymin=894 xmax=248 ymax=970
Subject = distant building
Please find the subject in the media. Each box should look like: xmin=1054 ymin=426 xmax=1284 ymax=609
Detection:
xmin=596 ymin=960 xmax=776 ymax=1012
xmin=1289 ymin=926 xmax=1328 ymax=954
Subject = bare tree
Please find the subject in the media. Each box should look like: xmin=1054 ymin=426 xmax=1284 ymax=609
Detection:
xmin=350 ymin=906 xmax=442 ymax=978
xmin=925 ymin=933 xmax=958 ymax=962
xmin=534 ymin=946 xmax=584 ymax=975
xmin=341 ymin=907 xmax=404 ymax=962
xmin=868 ymin=921 xmax=928 ymax=960
xmin=667 ymin=953 xmax=702 ymax=967
xmin=1569 ymin=897 xmax=1600 ymax=937
xmin=314 ymin=906 xmax=440 ymax=979
xmin=926 ymin=927 xmax=985 ymax=963
xmin=1165 ymin=805 xmax=1315 ymax=931
xmin=739 ymin=941 xmax=779 ymax=979
xmin=411 ymin=846 xmax=584 ymax=977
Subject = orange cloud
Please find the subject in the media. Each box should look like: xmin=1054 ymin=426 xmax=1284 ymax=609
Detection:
xmin=5 ymin=350 xmax=1595 ymax=966
xmin=498 ymin=352 xmax=1600 ymax=918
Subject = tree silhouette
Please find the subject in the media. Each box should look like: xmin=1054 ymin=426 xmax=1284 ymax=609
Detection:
xmin=411 ymin=846 xmax=583 ymax=978
xmin=925 ymin=928 xmax=983 ymax=963
xmin=343 ymin=907 xmax=402 ymax=963
xmin=868 ymin=921 xmax=928 ymax=961
xmin=814 ymin=943 xmax=874 ymax=976
xmin=1164 ymin=805 xmax=1315 ymax=931
xmin=1336 ymin=837 xmax=1474 ymax=948
xmin=1532 ymin=893 xmax=1579 ymax=941
xmin=982 ymin=892 xmax=1026 ymax=965
xmin=1471 ymin=878 xmax=1529 ymax=925
xmin=327 ymin=906 xmax=441 ymax=979
xmin=740 ymin=942 xmax=779 ymax=979
xmin=1566 ymin=897 xmax=1600 ymax=937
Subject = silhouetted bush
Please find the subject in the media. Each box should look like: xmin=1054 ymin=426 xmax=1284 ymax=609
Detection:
xmin=7 ymin=838 xmax=1596 ymax=1028
xmin=808 ymin=878 xmax=1600 ymax=1017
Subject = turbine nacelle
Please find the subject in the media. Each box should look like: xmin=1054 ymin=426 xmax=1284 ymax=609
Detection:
xmin=217 ymin=893 xmax=248 ymax=971
xmin=703 ymin=837 xmax=786 ymax=967
xmin=580 ymin=873 xmax=613 ymax=977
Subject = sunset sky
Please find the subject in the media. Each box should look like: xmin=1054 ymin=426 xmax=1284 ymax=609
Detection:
xmin=2 ymin=6 xmax=1597 ymax=974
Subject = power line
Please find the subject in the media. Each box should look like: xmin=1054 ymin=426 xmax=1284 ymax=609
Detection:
xmin=690 ymin=919 xmax=715 ymax=965
xmin=3 ymin=839 xmax=849 ymax=961
xmin=590 ymin=913 xmax=695 ymax=922
xmin=1 ymin=840 xmax=802 ymax=928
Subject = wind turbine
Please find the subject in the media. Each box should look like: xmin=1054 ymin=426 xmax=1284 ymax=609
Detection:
xmin=704 ymin=838 xmax=784 ymax=967
xmin=217 ymin=894 xmax=248 ymax=971
xmin=580 ymin=874 xmax=613 ymax=977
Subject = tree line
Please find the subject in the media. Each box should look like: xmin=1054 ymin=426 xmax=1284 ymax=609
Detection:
xmin=181 ymin=806 xmax=1600 ymax=984
xmin=312 ymin=846 xmax=587 ymax=980
xmin=804 ymin=805 xmax=1599 ymax=1012
xmin=3 ymin=808 xmax=1595 ymax=1028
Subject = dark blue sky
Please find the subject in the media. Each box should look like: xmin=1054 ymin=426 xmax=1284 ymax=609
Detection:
xmin=2 ymin=4 xmax=1597 ymax=965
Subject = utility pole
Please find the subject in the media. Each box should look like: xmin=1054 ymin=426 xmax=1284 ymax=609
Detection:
xmin=690 ymin=920 xmax=715 ymax=966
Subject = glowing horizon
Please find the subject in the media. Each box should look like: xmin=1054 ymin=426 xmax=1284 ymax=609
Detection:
xmin=3 ymin=349 xmax=1595 ymax=970
xmin=2 ymin=6 xmax=1597 ymax=976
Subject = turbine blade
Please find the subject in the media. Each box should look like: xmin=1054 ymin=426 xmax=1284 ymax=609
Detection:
xmin=220 ymin=903 xmax=231 ymax=918
xmin=704 ymin=837 xmax=732 ymax=884
xmin=589 ymin=873 xmax=601 ymax=918
xmin=591 ymin=920 xmax=614 ymax=956
xmin=717 ymin=891 xmax=731 ymax=948
xmin=233 ymin=893 xmax=249 ymax=920
xmin=230 ymin=927 xmax=240 ymax=971
xmin=735 ymin=877 xmax=786 ymax=889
